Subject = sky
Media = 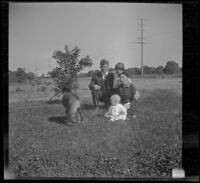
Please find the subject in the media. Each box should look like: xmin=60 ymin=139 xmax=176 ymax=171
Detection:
xmin=9 ymin=2 xmax=182 ymax=75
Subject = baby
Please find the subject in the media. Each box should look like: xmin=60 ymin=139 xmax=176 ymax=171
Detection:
xmin=104 ymin=94 xmax=127 ymax=121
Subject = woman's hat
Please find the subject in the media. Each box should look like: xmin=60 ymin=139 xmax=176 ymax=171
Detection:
xmin=115 ymin=62 xmax=125 ymax=70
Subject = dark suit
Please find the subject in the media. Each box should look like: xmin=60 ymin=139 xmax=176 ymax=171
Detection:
xmin=89 ymin=71 xmax=115 ymax=107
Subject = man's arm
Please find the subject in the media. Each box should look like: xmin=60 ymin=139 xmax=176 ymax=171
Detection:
xmin=89 ymin=71 xmax=103 ymax=90
xmin=88 ymin=74 xmax=97 ymax=90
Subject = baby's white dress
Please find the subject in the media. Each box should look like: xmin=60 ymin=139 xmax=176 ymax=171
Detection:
xmin=104 ymin=103 xmax=127 ymax=121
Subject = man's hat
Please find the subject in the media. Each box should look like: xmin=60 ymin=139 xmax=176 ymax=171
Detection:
xmin=115 ymin=62 xmax=125 ymax=70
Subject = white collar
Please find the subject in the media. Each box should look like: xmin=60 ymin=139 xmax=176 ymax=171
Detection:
xmin=101 ymin=71 xmax=108 ymax=76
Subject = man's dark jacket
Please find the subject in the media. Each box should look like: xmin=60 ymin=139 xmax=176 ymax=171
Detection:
xmin=88 ymin=71 xmax=114 ymax=92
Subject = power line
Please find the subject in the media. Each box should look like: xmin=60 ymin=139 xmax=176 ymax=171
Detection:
xmin=136 ymin=18 xmax=151 ymax=75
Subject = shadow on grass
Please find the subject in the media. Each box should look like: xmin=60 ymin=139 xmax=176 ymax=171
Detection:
xmin=81 ymin=103 xmax=95 ymax=110
xmin=46 ymin=99 xmax=61 ymax=105
xmin=48 ymin=116 xmax=73 ymax=127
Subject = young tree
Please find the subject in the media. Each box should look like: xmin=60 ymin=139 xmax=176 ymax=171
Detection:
xmin=49 ymin=45 xmax=93 ymax=95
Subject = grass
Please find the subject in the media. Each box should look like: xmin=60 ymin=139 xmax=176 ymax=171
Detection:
xmin=8 ymin=89 xmax=182 ymax=178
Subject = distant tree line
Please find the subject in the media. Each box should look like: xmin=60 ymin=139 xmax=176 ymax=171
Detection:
xmin=9 ymin=60 xmax=181 ymax=83
xmin=79 ymin=60 xmax=182 ymax=77
xmin=9 ymin=68 xmax=36 ymax=83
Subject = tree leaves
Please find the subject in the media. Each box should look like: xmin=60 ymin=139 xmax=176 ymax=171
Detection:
xmin=50 ymin=45 xmax=93 ymax=94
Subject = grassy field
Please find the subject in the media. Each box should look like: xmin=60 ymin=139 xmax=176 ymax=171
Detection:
xmin=8 ymin=77 xmax=182 ymax=178
xmin=9 ymin=77 xmax=182 ymax=103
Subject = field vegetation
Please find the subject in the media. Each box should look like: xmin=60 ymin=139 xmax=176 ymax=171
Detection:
xmin=9 ymin=76 xmax=182 ymax=178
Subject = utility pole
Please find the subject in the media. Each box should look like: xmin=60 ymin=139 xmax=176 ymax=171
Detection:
xmin=137 ymin=18 xmax=151 ymax=75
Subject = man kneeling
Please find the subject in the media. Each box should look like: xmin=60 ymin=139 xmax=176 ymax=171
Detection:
xmin=88 ymin=59 xmax=111 ymax=108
